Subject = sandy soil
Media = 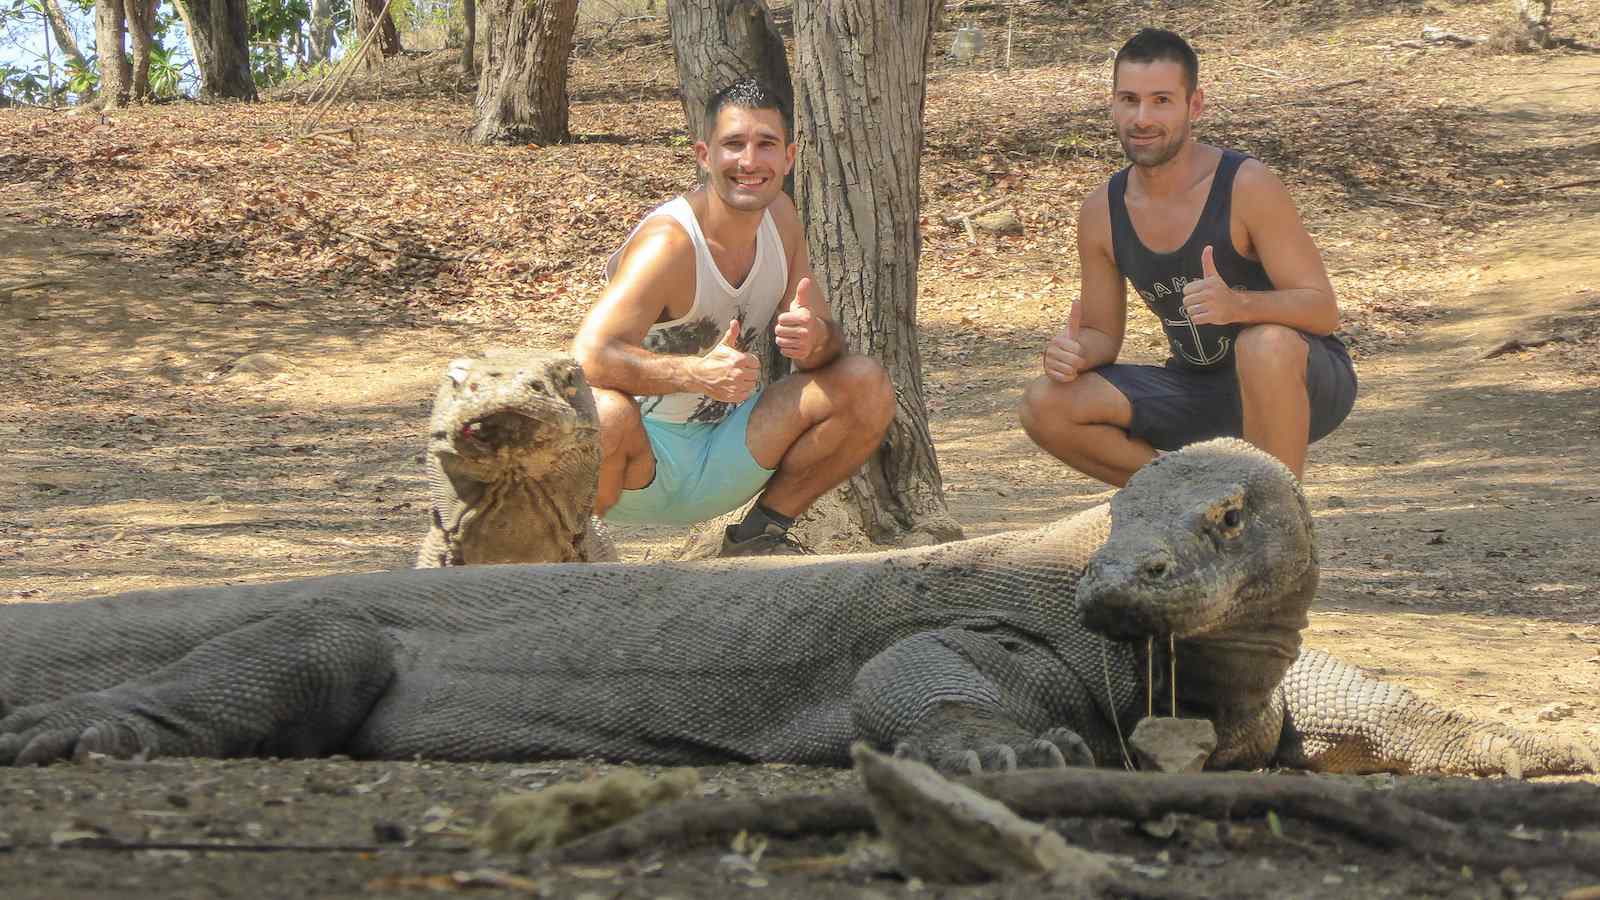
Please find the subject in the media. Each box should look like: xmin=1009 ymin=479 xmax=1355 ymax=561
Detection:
xmin=2 ymin=4 xmax=1599 ymax=897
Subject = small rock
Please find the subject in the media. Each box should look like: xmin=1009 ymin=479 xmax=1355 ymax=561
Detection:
xmin=1129 ymin=717 xmax=1217 ymax=773
xmin=972 ymin=210 xmax=1024 ymax=235
xmin=201 ymin=495 xmax=224 ymax=505
xmin=372 ymin=821 xmax=407 ymax=844
xmin=1325 ymin=495 xmax=1347 ymax=508
xmin=1538 ymin=702 xmax=1577 ymax=722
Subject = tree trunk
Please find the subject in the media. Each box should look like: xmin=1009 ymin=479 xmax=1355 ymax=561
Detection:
xmin=353 ymin=0 xmax=404 ymax=70
xmin=1513 ymin=0 xmax=1554 ymax=48
xmin=125 ymin=0 xmax=158 ymax=100
xmin=468 ymin=0 xmax=579 ymax=145
xmin=791 ymin=0 xmax=961 ymax=546
xmin=665 ymin=0 xmax=792 ymax=142
xmin=461 ymin=0 xmax=478 ymax=73
xmin=307 ymin=0 xmax=335 ymax=63
xmin=172 ymin=0 xmax=257 ymax=100
xmin=94 ymin=0 xmax=131 ymax=108
xmin=41 ymin=0 xmax=90 ymax=74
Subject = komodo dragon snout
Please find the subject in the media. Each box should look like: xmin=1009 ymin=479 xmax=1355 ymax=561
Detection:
xmin=1077 ymin=438 xmax=1318 ymax=644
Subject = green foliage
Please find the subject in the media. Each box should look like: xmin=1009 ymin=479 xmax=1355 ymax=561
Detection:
xmin=64 ymin=53 xmax=96 ymax=94
xmin=0 ymin=61 xmax=48 ymax=104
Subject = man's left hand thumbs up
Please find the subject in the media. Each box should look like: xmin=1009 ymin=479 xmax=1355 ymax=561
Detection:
xmin=776 ymin=276 xmax=827 ymax=361
xmin=1181 ymin=245 xmax=1241 ymax=325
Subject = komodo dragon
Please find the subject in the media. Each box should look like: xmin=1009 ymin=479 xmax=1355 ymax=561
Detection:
xmin=1 ymin=439 xmax=1592 ymax=777
xmin=415 ymin=350 xmax=616 ymax=567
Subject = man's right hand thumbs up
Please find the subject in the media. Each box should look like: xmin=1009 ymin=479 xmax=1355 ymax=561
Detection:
xmin=1042 ymin=301 xmax=1087 ymax=383
xmin=696 ymin=318 xmax=759 ymax=404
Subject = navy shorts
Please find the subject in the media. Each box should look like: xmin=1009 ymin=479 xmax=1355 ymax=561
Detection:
xmin=1095 ymin=333 xmax=1357 ymax=452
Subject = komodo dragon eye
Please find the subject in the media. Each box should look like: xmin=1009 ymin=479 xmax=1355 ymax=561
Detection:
xmin=1223 ymin=507 xmax=1242 ymax=529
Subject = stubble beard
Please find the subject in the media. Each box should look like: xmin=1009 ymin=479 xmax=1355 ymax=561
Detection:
xmin=1119 ymin=123 xmax=1189 ymax=169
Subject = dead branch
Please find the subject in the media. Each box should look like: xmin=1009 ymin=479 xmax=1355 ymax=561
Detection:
xmin=942 ymin=197 xmax=1010 ymax=225
xmin=0 ymin=278 xmax=63 ymax=298
xmin=1481 ymin=334 xmax=1570 ymax=359
xmin=304 ymin=127 xmax=361 ymax=147
xmin=1312 ymin=78 xmax=1367 ymax=93
xmin=1543 ymin=177 xmax=1600 ymax=192
xmin=539 ymin=767 xmax=1600 ymax=872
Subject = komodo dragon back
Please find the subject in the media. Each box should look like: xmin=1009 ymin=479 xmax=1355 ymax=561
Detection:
xmin=415 ymin=350 xmax=617 ymax=567
xmin=2 ymin=439 xmax=1592 ymax=777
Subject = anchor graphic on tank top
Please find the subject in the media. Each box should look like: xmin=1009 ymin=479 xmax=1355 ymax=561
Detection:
xmin=1139 ymin=279 xmax=1237 ymax=368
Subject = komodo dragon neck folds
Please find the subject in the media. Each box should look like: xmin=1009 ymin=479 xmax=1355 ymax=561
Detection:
xmin=2 ymin=440 xmax=1592 ymax=777
xmin=415 ymin=351 xmax=616 ymax=567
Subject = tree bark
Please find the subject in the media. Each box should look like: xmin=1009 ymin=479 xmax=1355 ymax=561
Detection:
xmin=461 ymin=0 xmax=478 ymax=73
xmin=791 ymin=0 xmax=962 ymax=546
xmin=93 ymin=0 xmax=131 ymax=108
xmin=665 ymin=0 xmax=792 ymax=142
xmin=468 ymin=0 xmax=579 ymax=145
xmin=41 ymin=0 xmax=90 ymax=74
xmin=353 ymin=0 xmax=404 ymax=69
xmin=172 ymin=0 xmax=258 ymax=100
xmin=125 ymin=0 xmax=158 ymax=100
xmin=307 ymin=0 xmax=336 ymax=64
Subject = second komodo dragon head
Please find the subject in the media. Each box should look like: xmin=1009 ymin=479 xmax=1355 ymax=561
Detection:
xmin=425 ymin=350 xmax=601 ymax=520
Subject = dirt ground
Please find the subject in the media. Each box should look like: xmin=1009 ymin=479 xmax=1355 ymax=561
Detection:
xmin=3 ymin=1 xmax=1600 ymax=896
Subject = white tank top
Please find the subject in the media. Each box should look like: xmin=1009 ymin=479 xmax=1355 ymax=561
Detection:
xmin=603 ymin=196 xmax=789 ymax=424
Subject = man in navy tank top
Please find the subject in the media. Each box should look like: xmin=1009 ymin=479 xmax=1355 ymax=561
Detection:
xmin=1019 ymin=28 xmax=1356 ymax=485
xmin=574 ymin=79 xmax=895 ymax=555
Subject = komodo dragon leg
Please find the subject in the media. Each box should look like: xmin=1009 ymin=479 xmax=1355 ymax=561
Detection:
xmin=0 ymin=602 xmax=395 ymax=766
xmin=851 ymin=628 xmax=1099 ymax=775
xmin=1276 ymin=648 xmax=1599 ymax=777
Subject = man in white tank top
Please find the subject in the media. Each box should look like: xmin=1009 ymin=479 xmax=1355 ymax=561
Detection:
xmin=573 ymin=79 xmax=895 ymax=555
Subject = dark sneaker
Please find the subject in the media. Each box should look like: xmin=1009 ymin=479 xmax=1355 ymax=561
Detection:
xmin=718 ymin=523 xmax=813 ymax=558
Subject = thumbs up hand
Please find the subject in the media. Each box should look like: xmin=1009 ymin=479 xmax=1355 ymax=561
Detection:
xmin=1180 ymin=245 xmax=1243 ymax=326
xmin=1043 ymin=300 xmax=1086 ymax=383
xmin=775 ymin=276 xmax=827 ymax=362
xmin=694 ymin=318 xmax=759 ymax=403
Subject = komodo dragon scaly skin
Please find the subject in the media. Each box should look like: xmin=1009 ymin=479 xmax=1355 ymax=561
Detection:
xmin=415 ymin=351 xmax=617 ymax=567
xmin=1 ymin=440 xmax=1592 ymax=776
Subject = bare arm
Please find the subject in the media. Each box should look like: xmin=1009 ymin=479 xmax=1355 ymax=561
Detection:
xmin=1043 ymin=187 xmax=1128 ymax=381
xmin=572 ymin=218 xmax=757 ymax=402
xmin=1182 ymin=161 xmax=1340 ymax=336
xmin=769 ymin=194 xmax=845 ymax=371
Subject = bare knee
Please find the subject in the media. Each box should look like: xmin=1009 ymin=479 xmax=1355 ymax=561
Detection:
xmin=1235 ymin=325 xmax=1308 ymax=379
xmin=817 ymin=354 xmax=895 ymax=435
xmin=1020 ymin=374 xmax=1100 ymax=436
xmin=591 ymin=387 xmax=644 ymax=459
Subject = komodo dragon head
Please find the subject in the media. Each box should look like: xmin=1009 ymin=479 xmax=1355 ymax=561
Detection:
xmin=425 ymin=350 xmax=600 ymax=510
xmin=1076 ymin=438 xmax=1317 ymax=663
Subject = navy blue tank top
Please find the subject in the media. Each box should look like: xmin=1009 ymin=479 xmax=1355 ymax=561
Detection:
xmin=1108 ymin=149 xmax=1276 ymax=372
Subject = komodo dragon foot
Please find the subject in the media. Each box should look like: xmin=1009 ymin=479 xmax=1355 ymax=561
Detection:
xmin=893 ymin=706 xmax=1096 ymax=775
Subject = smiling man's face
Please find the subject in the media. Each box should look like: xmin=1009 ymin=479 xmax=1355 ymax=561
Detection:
xmin=697 ymin=105 xmax=796 ymax=213
xmin=1111 ymin=59 xmax=1204 ymax=168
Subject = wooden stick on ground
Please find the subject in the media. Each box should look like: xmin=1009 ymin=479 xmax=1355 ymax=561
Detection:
xmin=538 ymin=766 xmax=1600 ymax=872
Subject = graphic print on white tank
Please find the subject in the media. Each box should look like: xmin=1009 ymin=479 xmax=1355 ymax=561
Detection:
xmin=1107 ymin=149 xmax=1277 ymax=371
xmin=604 ymin=196 xmax=789 ymax=424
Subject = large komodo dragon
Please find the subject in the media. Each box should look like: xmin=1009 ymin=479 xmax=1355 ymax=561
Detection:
xmin=415 ymin=350 xmax=616 ymax=566
xmin=1 ymin=439 xmax=1592 ymax=776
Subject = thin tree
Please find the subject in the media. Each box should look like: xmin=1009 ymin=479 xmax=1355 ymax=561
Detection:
xmin=307 ymin=0 xmax=335 ymax=64
xmin=353 ymin=0 xmax=403 ymax=69
xmin=125 ymin=0 xmax=158 ymax=100
xmin=460 ymin=0 xmax=476 ymax=74
xmin=170 ymin=0 xmax=257 ymax=99
xmin=40 ymin=0 xmax=91 ymax=76
xmin=93 ymin=0 xmax=132 ymax=106
xmin=791 ymin=0 xmax=961 ymax=545
xmin=468 ymin=0 xmax=579 ymax=145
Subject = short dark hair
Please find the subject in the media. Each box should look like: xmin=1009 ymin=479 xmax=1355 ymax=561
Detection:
xmin=1114 ymin=28 xmax=1199 ymax=95
xmin=703 ymin=77 xmax=792 ymax=141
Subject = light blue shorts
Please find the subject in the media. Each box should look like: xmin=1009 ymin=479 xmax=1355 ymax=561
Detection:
xmin=603 ymin=392 xmax=775 ymax=526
